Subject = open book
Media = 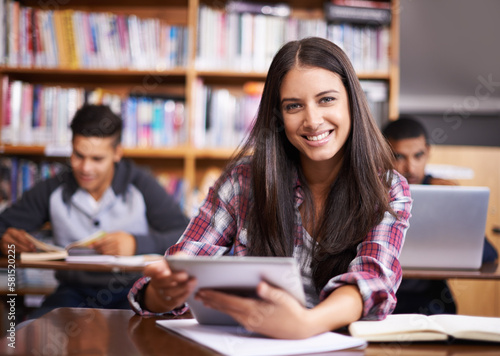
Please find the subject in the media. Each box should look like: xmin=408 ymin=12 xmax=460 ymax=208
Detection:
xmin=20 ymin=231 xmax=107 ymax=262
xmin=348 ymin=314 xmax=500 ymax=343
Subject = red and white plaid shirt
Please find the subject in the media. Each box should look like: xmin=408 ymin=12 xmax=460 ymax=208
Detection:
xmin=129 ymin=161 xmax=412 ymax=320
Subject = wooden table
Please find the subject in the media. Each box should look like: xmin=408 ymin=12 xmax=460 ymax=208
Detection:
xmin=1 ymin=308 xmax=499 ymax=355
xmin=0 ymin=257 xmax=153 ymax=273
xmin=403 ymin=262 xmax=500 ymax=280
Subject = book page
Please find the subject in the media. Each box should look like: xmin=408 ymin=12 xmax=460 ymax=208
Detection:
xmin=430 ymin=314 xmax=500 ymax=343
xmin=66 ymin=231 xmax=106 ymax=250
xmin=20 ymin=250 xmax=68 ymax=262
xmin=349 ymin=314 xmax=448 ymax=342
xmin=156 ymin=319 xmax=366 ymax=356
xmin=24 ymin=233 xmax=64 ymax=252
xmin=65 ymin=254 xmax=163 ymax=266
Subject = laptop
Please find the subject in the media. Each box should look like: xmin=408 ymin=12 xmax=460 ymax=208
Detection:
xmin=399 ymin=184 xmax=490 ymax=270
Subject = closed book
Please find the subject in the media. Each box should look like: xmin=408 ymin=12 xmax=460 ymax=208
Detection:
xmin=349 ymin=314 xmax=500 ymax=343
xmin=226 ymin=1 xmax=290 ymax=17
xmin=324 ymin=3 xmax=391 ymax=25
xmin=331 ymin=0 xmax=391 ymax=9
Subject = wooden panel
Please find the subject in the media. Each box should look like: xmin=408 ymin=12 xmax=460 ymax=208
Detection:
xmin=430 ymin=145 xmax=500 ymax=317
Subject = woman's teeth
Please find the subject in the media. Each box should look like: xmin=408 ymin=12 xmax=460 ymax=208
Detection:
xmin=306 ymin=131 xmax=329 ymax=141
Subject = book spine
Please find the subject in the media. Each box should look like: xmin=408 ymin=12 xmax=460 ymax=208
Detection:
xmin=226 ymin=1 xmax=291 ymax=17
xmin=324 ymin=3 xmax=391 ymax=25
xmin=330 ymin=0 xmax=392 ymax=9
xmin=0 ymin=0 xmax=5 ymax=65
xmin=8 ymin=0 xmax=20 ymax=66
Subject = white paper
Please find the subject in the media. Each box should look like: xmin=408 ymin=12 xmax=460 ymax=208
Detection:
xmin=156 ymin=319 xmax=366 ymax=356
xmin=65 ymin=254 xmax=162 ymax=266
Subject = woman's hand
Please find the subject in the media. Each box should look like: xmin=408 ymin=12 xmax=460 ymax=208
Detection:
xmin=143 ymin=259 xmax=197 ymax=313
xmin=195 ymin=281 xmax=313 ymax=339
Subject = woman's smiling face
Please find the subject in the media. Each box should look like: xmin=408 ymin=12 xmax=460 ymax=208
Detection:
xmin=280 ymin=66 xmax=351 ymax=167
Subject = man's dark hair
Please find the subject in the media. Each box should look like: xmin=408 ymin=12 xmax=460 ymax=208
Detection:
xmin=382 ymin=116 xmax=429 ymax=144
xmin=70 ymin=104 xmax=123 ymax=147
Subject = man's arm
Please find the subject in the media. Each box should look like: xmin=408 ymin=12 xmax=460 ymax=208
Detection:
xmin=131 ymin=170 xmax=190 ymax=255
xmin=0 ymin=178 xmax=57 ymax=255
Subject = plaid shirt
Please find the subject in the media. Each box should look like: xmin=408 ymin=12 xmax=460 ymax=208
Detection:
xmin=129 ymin=161 xmax=411 ymax=320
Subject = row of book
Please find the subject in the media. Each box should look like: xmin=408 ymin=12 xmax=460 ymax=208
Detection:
xmin=0 ymin=0 xmax=392 ymax=71
xmin=192 ymin=80 xmax=263 ymax=148
xmin=191 ymin=79 xmax=388 ymax=148
xmin=2 ymin=78 xmax=387 ymax=151
xmin=0 ymin=0 xmax=189 ymax=69
xmin=196 ymin=4 xmax=390 ymax=72
xmin=122 ymin=95 xmax=187 ymax=148
xmin=0 ymin=157 xmax=66 ymax=209
xmin=1 ymin=77 xmax=188 ymax=148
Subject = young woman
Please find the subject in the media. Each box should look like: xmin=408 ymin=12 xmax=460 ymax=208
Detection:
xmin=129 ymin=37 xmax=411 ymax=339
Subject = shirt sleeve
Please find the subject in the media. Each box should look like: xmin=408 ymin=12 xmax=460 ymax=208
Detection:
xmin=0 ymin=178 xmax=57 ymax=242
xmin=319 ymin=171 xmax=412 ymax=320
xmin=128 ymin=165 xmax=250 ymax=315
xmin=127 ymin=275 xmax=189 ymax=317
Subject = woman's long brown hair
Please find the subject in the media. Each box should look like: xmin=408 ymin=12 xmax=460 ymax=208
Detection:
xmin=214 ymin=37 xmax=395 ymax=292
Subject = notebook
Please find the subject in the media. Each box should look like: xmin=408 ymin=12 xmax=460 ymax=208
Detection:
xmin=399 ymin=184 xmax=490 ymax=270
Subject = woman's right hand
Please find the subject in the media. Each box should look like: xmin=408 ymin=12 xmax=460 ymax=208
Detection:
xmin=143 ymin=258 xmax=197 ymax=313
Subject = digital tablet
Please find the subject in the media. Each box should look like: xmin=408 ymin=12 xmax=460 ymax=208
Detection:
xmin=165 ymin=255 xmax=306 ymax=326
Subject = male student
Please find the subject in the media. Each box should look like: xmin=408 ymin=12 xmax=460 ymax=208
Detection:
xmin=383 ymin=116 xmax=498 ymax=314
xmin=0 ymin=104 xmax=190 ymax=318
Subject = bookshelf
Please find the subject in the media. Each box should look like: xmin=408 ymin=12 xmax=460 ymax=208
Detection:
xmin=0 ymin=0 xmax=400 ymax=214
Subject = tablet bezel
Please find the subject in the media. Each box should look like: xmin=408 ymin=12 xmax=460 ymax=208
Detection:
xmin=165 ymin=255 xmax=306 ymax=326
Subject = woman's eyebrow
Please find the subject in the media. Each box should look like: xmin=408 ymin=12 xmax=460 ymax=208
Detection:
xmin=281 ymin=89 xmax=340 ymax=104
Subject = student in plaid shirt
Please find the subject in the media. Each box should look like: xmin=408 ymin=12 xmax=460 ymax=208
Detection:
xmin=129 ymin=37 xmax=412 ymax=339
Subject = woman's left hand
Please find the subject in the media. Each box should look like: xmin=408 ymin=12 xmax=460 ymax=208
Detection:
xmin=195 ymin=281 xmax=313 ymax=339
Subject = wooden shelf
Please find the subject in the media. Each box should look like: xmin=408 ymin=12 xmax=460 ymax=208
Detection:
xmin=0 ymin=66 xmax=187 ymax=76
xmin=0 ymin=145 xmax=236 ymax=160
xmin=0 ymin=145 xmax=46 ymax=155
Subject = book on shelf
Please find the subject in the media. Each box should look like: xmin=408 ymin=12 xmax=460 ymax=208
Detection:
xmin=20 ymin=230 xmax=107 ymax=262
xmin=348 ymin=314 xmax=500 ymax=343
xmin=330 ymin=0 xmax=391 ymax=9
xmin=324 ymin=2 xmax=391 ymax=25
xmin=197 ymin=4 xmax=389 ymax=72
xmin=226 ymin=1 xmax=291 ymax=17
